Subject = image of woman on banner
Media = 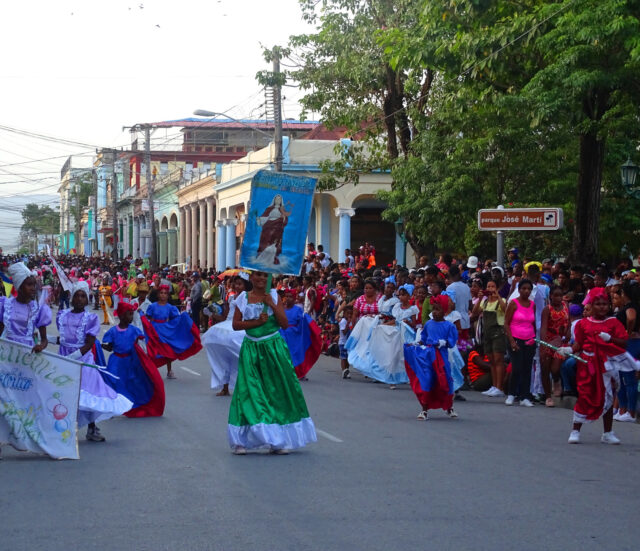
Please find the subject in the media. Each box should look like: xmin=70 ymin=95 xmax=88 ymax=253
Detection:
xmin=256 ymin=194 xmax=292 ymax=266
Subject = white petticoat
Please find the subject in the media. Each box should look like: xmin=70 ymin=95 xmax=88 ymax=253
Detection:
xmin=202 ymin=319 xmax=245 ymax=390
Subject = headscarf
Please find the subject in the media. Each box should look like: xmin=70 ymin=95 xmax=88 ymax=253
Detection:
xmin=8 ymin=262 xmax=33 ymax=291
xmin=583 ymin=287 xmax=609 ymax=305
xmin=71 ymin=280 xmax=90 ymax=300
xmin=158 ymin=284 xmax=171 ymax=292
xmin=430 ymin=294 xmax=449 ymax=312
xmin=116 ymin=301 xmax=138 ymax=317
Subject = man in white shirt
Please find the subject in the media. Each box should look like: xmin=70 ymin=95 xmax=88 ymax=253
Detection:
xmin=446 ymin=265 xmax=472 ymax=337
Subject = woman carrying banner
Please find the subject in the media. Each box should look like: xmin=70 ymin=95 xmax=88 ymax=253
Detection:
xmin=256 ymin=194 xmax=292 ymax=266
xmin=142 ymin=284 xmax=202 ymax=379
xmin=57 ymin=281 xmax=133 ymax=442
xmin=202 ymin=274 xmax=250 ymax=396
xmin=228 ymin=270 xmax=317 ymax=455
xmin=102 ymin=302 xmax=165 ymax=417
xmin=0 ymin=262 xmax=52 ymax=458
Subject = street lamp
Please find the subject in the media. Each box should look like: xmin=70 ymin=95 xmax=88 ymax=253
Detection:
xmin=394 ymin=217 xmax=407 ymax=267
xmin=621 ymin=157 xmax=639 ymax=197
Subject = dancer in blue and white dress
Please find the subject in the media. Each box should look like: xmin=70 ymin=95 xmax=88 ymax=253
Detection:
xmin=202 ymin=275 xmax=249 ymax=396
xmin=57 ymin=281 xmax=132 ymax=442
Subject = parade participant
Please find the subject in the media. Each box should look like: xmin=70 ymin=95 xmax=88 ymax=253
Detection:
xmin=98 ymin=276 xmax=113 ymax=325
xmin=202 ymin=274 xmax=249 ymax=396
xmin=142 ymin=284 xmax=202 ymax=379
xmin=403 ymin=295 xmax=459 ymax=420
xmin=57 ymin=281 xmax=132 ymax=442
xmin=0 ymin=262 xmax=50 ymax=351
xmin=377 ymin=281 xmax=399 ymax=317
xmin=280 ymin=289 xmax=322 ymax=381
xmin=539 ymin=286 xmax=571 ymax=407
xmin=102 ymin=302 xmax=165 ymax=417
xmin=228 ymin=271 xmax=317 ymax=455
xmin=559 ymin=290 xmax=628 ymax=444
xmin=345 ymin=279 xmax=382 ymax=379
xmin=504 ymin=279 xmax=537 ymax=407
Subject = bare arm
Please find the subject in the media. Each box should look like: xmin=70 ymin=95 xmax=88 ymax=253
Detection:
xmin=540 ymin=306 xmax=550 ymax=341
xmin=504 ymin=301 xmax=518 ymax=351
xmin=232 ymin=305 xmax=268 ymax=331
xmin=32 ymin=326 xmax=49 ymax=354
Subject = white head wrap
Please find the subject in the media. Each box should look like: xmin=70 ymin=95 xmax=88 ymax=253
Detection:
xmin=71 ymin=280 xmax=90 ymax=300
xmin=8 ymin=262 xmax=33 ymax=291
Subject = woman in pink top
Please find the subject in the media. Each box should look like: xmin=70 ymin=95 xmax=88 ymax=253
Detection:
xmin=504 ymin=279 xmax=537 ymax=407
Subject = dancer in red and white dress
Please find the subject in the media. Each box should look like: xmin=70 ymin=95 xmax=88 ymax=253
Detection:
xmin=559 ymin=288 xmax=628 ymax=444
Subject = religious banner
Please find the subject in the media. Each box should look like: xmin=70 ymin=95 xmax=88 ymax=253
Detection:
xmin=0 ymin=338 xmax=82 ymax=460
xmin=240 ymin=170 xmax=317 ymax=275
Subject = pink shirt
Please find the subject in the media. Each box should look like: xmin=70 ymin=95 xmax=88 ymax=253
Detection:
xmin=510 ymin=299 xmax=535 ymax=340
xmin=354 ymin=294 xmax=380 ymax=318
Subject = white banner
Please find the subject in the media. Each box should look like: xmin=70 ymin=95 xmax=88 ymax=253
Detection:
xmin=0 ymin=338 xmax=81 ymax=460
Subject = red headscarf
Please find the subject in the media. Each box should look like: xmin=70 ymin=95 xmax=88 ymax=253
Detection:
xmin=115 ymin=301 xmax=138 ymax=317
xmin=430 ymin=294 xmax=449 ymax=312
xmin=583 ymin=286 xmax=609 ymax=305
xmin=158 ymin=284 xmax=171 ymax=292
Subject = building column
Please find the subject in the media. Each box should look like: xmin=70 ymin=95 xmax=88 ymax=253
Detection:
xmin=190 ymin=204 xmax=199 ymax=269
xmin=133 ymin=218 xmax=140 ymax=259
xmin=178 ymin=207 xmax=186 ymax=263
xmin=319 ymin=195 xmax=332 ymax=251
xmin=334 ymin=207 xmax=355 ymax=263
xmin=199 ymin=201 xmax=206 ymax=271
xmin=216 ymin=220 xmax=226 ymax=270
xmin=185 ymin=206 xmax=192 ymax=267
xmin=225 ymin=219 xmax=237 ymax=268
xmin=158 ymin=231 xmax=168 ymax=265
xmin=167 ymin=228 xmax=178 ymax=265
xmin=395 ymin=233 xmax=406 ymax=266
xmin=206 ymin=198 xmax=215 ymax=269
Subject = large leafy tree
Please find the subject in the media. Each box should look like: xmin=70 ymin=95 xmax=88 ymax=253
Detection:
xmin=412 ymin=0 xmax=640 ymax=264
xmin=21 ymin=203 xmax=60 ymax=252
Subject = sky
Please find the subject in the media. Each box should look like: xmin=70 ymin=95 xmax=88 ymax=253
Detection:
xmin=0 ymin=0 xmax=315 ymax=251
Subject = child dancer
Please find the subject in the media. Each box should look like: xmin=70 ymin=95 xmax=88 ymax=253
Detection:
xmin=202 ymin=274 xmax=249 ymax=396
xmin=102 ymin=302 xmax=165 ymax=417
xmin=142 ymin=284 xmax=202 ymax=379
xmin=57 ymin=281 xmax=133 ymax=441
xmin=280 ymin=289 xmax=323 ymax=381
xmin=98 ymin=276 xmax=113 ymax=325
xmin=228 ymin=271 xmax=317 ymax=455
xmin=403 ymin=295 xmax=459 ymax=420
xmin=559 ymin=289 xmax=628 ymax=444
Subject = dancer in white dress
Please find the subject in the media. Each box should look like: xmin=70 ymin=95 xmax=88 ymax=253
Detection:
xmin=202 ymin=274 xmax=250 ymax=396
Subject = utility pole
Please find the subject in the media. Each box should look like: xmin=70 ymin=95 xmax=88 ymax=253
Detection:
xmin=74 ymin=182 xmax=81 ymax=255
xmin=272 ymin=48 xmax=283 ymax=172
xmin=144 ymin=125 xmax=158 ymax=270
xmin=110 ymin=150 xmax=119 ymax=261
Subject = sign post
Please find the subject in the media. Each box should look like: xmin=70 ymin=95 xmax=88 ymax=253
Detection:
xmin=478 ymin=207 xmax=564 ymax=267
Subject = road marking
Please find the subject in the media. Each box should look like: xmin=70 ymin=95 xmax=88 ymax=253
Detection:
xmin=179 ymin=366 xmax=202 ymax=376
xmin=316 ymin=429 xmax=343 ymax=443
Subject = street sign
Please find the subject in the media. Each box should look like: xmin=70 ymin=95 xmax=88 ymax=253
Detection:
xmin=478 ymin=208 xmax=563 ymax=231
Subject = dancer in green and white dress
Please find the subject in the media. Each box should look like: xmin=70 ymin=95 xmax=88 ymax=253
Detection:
xmin=228 ymin=271 xmax=317 ymax=455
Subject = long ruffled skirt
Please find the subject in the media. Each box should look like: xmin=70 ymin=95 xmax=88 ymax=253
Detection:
xmin=228 ymin=333 xmax=317 ymax=450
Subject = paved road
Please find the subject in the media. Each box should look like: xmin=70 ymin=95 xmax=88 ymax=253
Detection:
xmin=2 ymin=325 xmax=640 ymax=551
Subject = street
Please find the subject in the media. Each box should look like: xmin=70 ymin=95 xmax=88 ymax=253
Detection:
xmin=2 ymin=332 xmax=640 ymax=551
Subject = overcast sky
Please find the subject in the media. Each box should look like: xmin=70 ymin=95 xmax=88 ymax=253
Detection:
xmin=0 ymin=0 xmax=314 ymax=251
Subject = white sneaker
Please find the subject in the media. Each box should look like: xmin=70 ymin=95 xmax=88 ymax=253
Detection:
xmin=482 ymin=386 xmax=497 ymax=396
xmin=613 ymin=412 xmax=622 ymax=421
xmin=568 ymin=430 xmax=581 ymax=444
xmin=417 ymin=410 xmax=429 ymax=421
xmin=601 ymin=432 xmax=621 ymax=445
xmin=447 ymin=408 xmax=458 ymax=419
xmin=505 ymin=395 xmax=515 ymax=406
xmin=489 ymin=388 xmax=505 ymax=397
xmin=520 ymin=398 xmax=534 ymax=407
xmin=232 ymin=446 xmax=247 ymax=455
xmin=617 ymin=412 xmax=636 ymax=423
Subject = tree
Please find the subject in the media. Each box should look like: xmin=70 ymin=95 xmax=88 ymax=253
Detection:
xmin=278 ymin=0 xmax=441 ymax=257
xmin=410 ymin=0 xmax=640 ymax=264
xmin=21 ymin=204 xmax=60 ymax=253
xmin=68 ymin=176 xmax=93 ymax=253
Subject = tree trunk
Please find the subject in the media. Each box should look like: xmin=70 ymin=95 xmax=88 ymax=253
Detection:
xmin=406 ymin=231 xmax=435 ymax=267
xmin=570 ymin=130 xmax=605 ymax=266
